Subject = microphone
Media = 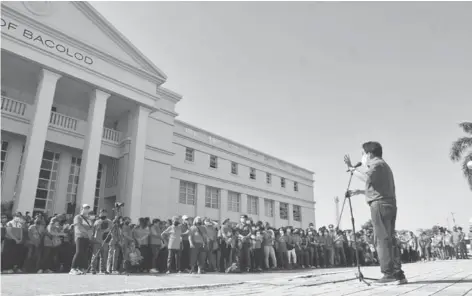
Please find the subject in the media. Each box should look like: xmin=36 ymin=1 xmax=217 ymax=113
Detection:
xmin=346 ymin=162 xmax=362 ymax=172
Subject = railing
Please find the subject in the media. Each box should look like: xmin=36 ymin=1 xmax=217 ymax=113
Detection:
xmin=49 ymin=111 xmax=78 ymax=131
xmin=1 ymin=96 xmax=27 ymax=117
xmin=102 ymin=127 xmax=121 ymax=143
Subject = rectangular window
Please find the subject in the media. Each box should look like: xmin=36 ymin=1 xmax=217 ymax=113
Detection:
xmin=247 ymin=195 xmax=259 ymax=215
xmin=293 ymin=205 xmax=302 ymax=222
xmin=179 ymin=180 xmax=197 ymax=205
xmin=185 ymin=147 xmax=195 ymax=162
xmin=231 ymin=162 xmax=238 ymax=175
xmin=210 ymin=155 xmax=218 ymax=168
xmin=93 ymin=163 xmax=104 ymax=214
xmin=281 ymin=177 xmax=286 ymax=188
xmin=227 ymin=191 xmax=240 ymax=212
xmin=66 ymin=157 xmax=81 ymax=212
xmin=205 ymin=186 xmax=220 ymax=209
xmin=294 ymin=181 xmax=298 ymax=192
xmin=34 ymin=150 xmax=60 ymax=214
xmin=266 ymin=173 xmax=271 ymax=184
xmin=250 ymin=168 xmax=256 ymax=180
xmin=1 ymin=141 xmax=9 ymax=179
xmin=279 ymin=202 xmax=289 ymax=220
xmin=264 ymin=199 xmax=274 ymax=217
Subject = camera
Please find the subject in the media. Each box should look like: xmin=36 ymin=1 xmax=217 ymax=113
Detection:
xmin=115 ymin=202 xmax=125 ymax=208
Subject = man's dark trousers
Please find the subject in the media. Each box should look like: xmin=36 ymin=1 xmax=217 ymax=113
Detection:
xmin=370 ymin=200 xmax=403 ymax=276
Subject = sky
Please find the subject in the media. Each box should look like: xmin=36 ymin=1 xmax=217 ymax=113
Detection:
xmin=92 ymin=1 xmax=472 ymax=231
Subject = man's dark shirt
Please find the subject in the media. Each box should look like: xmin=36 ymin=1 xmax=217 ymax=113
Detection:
xmin=237 ymin=223 xmax=251 ymax=244
xmin=364 ymin=157 xmax=396 ymax=205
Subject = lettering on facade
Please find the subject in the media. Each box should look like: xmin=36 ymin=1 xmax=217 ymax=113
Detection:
xmin=1 ymin=18 xmax=93 ymax=66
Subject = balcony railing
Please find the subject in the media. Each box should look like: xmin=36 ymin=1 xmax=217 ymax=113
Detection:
xmin=2 ymin=96 xmax=122 ymax=144
xmin=49 ymin=111 xmax=78 ymax=131
xmin=1 ymin=96 xmax=27 ymax=117
xmin=102 ymin=127 xmax=122 ymax=143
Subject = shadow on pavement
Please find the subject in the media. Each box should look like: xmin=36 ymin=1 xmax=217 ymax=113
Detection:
xmin=407 ymin=279 xmax=472 ymax=284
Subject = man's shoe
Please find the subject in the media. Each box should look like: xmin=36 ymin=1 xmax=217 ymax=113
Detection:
xmin=395 ymin=272 xmax=408 ymax=285
xmin=374 ymin=274 xmax=398 ymax=285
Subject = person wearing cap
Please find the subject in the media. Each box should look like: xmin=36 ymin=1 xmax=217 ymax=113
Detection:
xmin=70 ymin=204 xmax=93 ymax=275
xmin=180 ymin=215 xmax=191 ymax=272
xmin=90 ymin=209 xmax=112 ymax=274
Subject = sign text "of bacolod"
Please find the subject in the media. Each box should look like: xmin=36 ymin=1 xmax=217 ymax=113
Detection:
xmin=1 ymin=18 xmax=94 ymax=66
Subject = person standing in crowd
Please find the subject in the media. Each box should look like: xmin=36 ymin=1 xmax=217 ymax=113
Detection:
xmin=106 ymin=216 xmax=123 ymax=274
xmin=452 ymin=226 xmax=462 ymax=259
xmin=149 ymin=218 xmax=163 ymax=274
xmin=262 ymin=226 xmax=277 ymax=270
xmin=70 ymin=204 xmax=93 ymax=275
xmin=334 ymin=229 xmax=346 ymax=266
xmin=90 ymin=209 xmax=112 ymax=274
xmin=457 ymin=227 xmax=468 ymax=259
xmin=204 ymin=218 xmax=218 ymax=272
xmin=189 ymin=216 xmax=208 ymax=274
xmin=40 ymin=216 xmax=65 ymax=273
xmin=237 ymin=215 xmax=252 ymax=272
xmin=161 ymin=216 xmax=183 ymax=274
xmin=180 ymin=215 xmax=192 ymax=273
xmin=323 ymin=228 xmax=335 ymax=267
xmin=218 ymin=218 xmax=233 ymax=272
xmin=345 ymin=142 xmax=407 ymax=285
xmin=419 ymin=232 xmax=431 ymax=261
xmin=24 ymin=215 xmax=45 ymax=273
xmin=285 ymin=227 xmax=296 ymax=269
xmin=133 ymin=218 xmax=151 ymax=272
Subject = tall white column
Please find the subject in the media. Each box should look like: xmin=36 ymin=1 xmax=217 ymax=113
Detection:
xmin=124 ymin=105 xmax=150 ymax=221
xmin=76 ymin=89 xmax=110 ymax=209
xmin=1 ymin=138 xmax=24 ymax=202
xmin=15 ymin=69 xmax=61 ymax=213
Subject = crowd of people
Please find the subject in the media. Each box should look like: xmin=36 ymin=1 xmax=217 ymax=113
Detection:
xmin=1 ymin=204 xmax=470 ymax=275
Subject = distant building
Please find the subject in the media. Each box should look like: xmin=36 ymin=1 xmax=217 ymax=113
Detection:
xmin=1 ymin=1 xmax=315 ymax=228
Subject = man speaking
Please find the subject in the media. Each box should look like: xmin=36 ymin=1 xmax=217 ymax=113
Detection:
xmin=344 ymin=141 xmax=407 ymax=285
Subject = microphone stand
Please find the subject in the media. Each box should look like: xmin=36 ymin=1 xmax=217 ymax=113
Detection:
xmin=337 ymin=170 xmax=375 ymax=286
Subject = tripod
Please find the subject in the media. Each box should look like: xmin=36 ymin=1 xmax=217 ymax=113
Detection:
xmin=336 ymin=171 xmax=376 ymax=286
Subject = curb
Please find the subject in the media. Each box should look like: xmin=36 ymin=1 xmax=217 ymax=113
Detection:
xmin=41 ymin=282 xmax=246 ymax=296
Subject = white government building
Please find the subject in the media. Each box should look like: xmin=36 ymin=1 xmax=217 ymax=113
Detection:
xmin=1 ymin=2 xmax=316 ymax=228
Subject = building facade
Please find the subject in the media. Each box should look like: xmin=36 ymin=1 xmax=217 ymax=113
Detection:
xmin=1 ymin=2 xmax=316 ymax=228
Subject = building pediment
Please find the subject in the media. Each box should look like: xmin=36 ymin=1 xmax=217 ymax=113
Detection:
xmin=1 ymin=1 xmax=167 ymax=85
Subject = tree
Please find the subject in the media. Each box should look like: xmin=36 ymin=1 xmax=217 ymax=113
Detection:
xmin=450 ymin=122 xmax=472 ymax=190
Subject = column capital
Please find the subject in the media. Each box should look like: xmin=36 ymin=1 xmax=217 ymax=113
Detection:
xmin=93 ymin=89 xmax=111 ymax=102
xmin=41 ymin=68 xmax=62 ymax=82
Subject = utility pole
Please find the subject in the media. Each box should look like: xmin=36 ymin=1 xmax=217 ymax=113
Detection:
xmin=334 ymin=196 xmax=340 ymax=228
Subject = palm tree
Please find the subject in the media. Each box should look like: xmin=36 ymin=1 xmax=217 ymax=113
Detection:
xmin=450 ymin=122 xmax=472 ymax=190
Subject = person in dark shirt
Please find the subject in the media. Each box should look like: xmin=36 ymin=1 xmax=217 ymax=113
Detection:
xmin=345 ymin=141 xmax=406 ymax=285
xmin=237 ymin=215 xmax=252 ymax=272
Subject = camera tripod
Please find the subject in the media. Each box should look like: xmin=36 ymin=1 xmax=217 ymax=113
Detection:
xmin=335 ymin=171 xmax=376 ymax=286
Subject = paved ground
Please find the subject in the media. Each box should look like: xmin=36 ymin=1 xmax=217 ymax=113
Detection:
xmin=1 ymin=260 xmax=471 ymax=296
